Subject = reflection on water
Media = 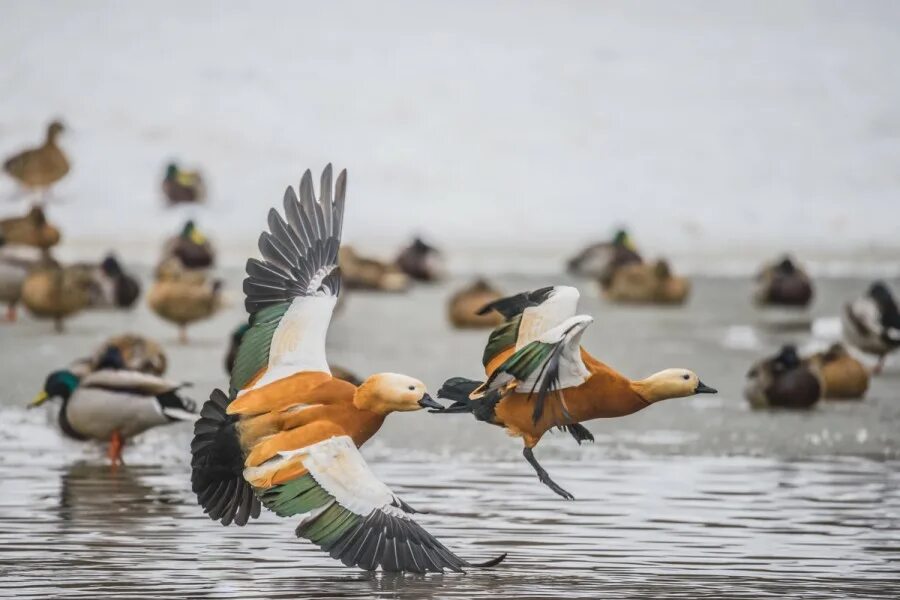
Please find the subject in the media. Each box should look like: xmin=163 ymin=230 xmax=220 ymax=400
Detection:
xmin=0 ymin=457 xmax=898 ymax=598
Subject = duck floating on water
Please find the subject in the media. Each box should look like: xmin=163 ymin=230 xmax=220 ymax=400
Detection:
xmin=191 ymin=165 xmax=504 ymax=572
xmin=842 ymin=281 xmax=900 ymax=374
xmin=162 ymin=163 xmax=205 ymax=205
xmin=435 ymin=285 xmax=716 ymax=499
xmin=30 ymin=346 xmax=196 ymax=465
xmin=396 ymin=237 xmax=444 ymax=282
xmin=604 ymin=259 xmax=690 ymax=305
xmin=339 ymin=246 xmax=409 ymax=291
xmin=3 ymin=121 xmax=70 ymax=199
xmin=0 ymin=206 xmax=61 ymax=250
xmin=21 ymin=260 xmax=94 ymax=332
xmin=568 ymin=229 xmax=643 ymax=283
xmin=805 ymin=343 xmax=868 ymax=400
xmin=744 ymin=345 xmax=821 ymax=409
xmin=754 ymin=256 xmax=813 ymax=307
xmin=448 ymin=278 xmax=505 ymax=329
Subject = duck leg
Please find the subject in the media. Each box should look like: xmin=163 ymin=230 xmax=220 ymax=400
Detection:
xmin=178 ymin=325 xmax=188 ymax=345
xmin=54 ymin=317 xmax=64 ymax=333
xmin=523 ymin=447 xmax=575 ymax=500
xmin=108 ymin=431 xmax=125 ymax=467
xmin=4 ymin=303 xmax=15 ymax=322
xmin=873 ymin=355 xmax=886 ymax=375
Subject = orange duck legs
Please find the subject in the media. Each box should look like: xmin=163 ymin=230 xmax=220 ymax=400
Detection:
xmin=523 ymin=445 xmax=575 ymax=501
xmin=108 ymin=430 xmax=125 ymax=466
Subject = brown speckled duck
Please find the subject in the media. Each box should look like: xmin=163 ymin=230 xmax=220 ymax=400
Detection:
xmin=604 ymin=260 xmax=690 ymax=305
xmin=0 ymin=206 xmax=61 ymax=249
xmin=3 ymin=121 xmax=70 ymax=196
xmin=21 ymin=261 xmax=94 ymax=332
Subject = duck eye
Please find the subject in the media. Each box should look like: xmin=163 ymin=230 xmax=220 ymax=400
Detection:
xmin=682 ymin=374 xmax=690 ymax=380
xmin=408 ymin=385 xmax=415 ymax=391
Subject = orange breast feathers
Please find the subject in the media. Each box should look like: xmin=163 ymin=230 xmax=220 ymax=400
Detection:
xmin=491 ymin=349 xmax=649 ymax=446
xmin=227 ymin=372 xmax=385 ymax=469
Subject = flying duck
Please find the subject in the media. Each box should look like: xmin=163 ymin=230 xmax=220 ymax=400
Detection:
xmin=3 ymin=121 xmax=70 ymax=197
xmin=435 ymin=285 xmax=716 ymax=500
xmin=754 ymin=256 xmax=814 ymax=307
xmin=190 ymin=165 xmax=504 ymax=572
xmin=162 ymin=163 xmax=205 ymax=205
xmin=744 ymin=345 xmax=821 ymax=409
xmin=805 ymin=343 xmax=868 ymax=399
xmin=30 ymin=346 xmax=196 ymax=464
xmin=841 ymin=281 xmax=900 ymax=374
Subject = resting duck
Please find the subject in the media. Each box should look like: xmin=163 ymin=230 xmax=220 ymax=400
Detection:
xmin=3 ymin=121 xmax=70 ymax=197
xmin=339 ymin=245 xmax=409 ymax=291
xmin=805 ymin=343 xmax=868 ymax=399
xmin=744 ymin=345 xmax=821 ymax=409
xmin=21 ymin=261 xmax=94 ymax=332
xmin=191 ymin=165 xmax=504 ymax=572
xmin=396 ymin=237 xmax=444 ymax=281
xmin=754 ymin=256 xmax=813 ymax=307
xmin=0 ymin=206 xmax=61 ymax=249
xmin=30 ymin=346 xmax=196 ymax=465
xmin=841 ymin=281 xmax=900 ymax=374
xmin=448 ymin=278 xmax=505 ymax=329
xmin=604 ymin=259 xmax=690 ymax=305
xmin=569 ymin=229 xmax=643 ymax=284
xmin=92 ymin=334 xmax=167 ymax=376
xmin=162 ymin=163 xmax=205 ymax=205
xmin=0 ymin=240 xmax=45 ymax=321
xmin=148 ymin=276 xmax=222 ymax=344
xmin=71 ymin=254 xmax=141 ymax=309
xmin=160 ymin=220 xmax=215 ymax=271
xmin=435 ymin=285 xmax=716 ymax=499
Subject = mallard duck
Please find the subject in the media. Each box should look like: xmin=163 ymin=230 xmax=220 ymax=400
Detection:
xmin=0 ymin=206 xmax=61 ymax=249
xmin=604 ymin=259 xmax=690 ymax=304
xmin=3 ymin=121 xmax=70 ymax=196
xmin=448 ymin=278 xmax=505 ymax=329
xmin=396 ymin=237 xmax=444 ymax=281
xmin=71 ymin=254 xmax=141 ymax=309
xmin=159 ymin=220 xmax=215 ymax=271
xmin=805 ymin=343 xmax=868 ymax=399
xmin=841 ymin=281 xmax=900 ymax=374
xmin=568 ymin=229 xmax=643 ymax=284
xmin=744 ymin=345 xmax=821 ymax=409
xmin=339 ymin=245 xmax=409 ymax=291
xmin=21 ymin=262 xmax=94 ymax=332
xmin=191 ymin=165 xmax=504 ymax=572
xmin=162 ymin=163 xmax=205 ymax=205
xmin=754 ymin=256 xmax=813 ymax=307
xmin=30 ymin=346 xmax=195 ymax=464
xmin=92 ymin=334 xmax=167 ymax=376
xmin=148 ymin=276 xmax=222 ymax=344
xmin=434 ymin=285 xmax=716 ymax=499
xmin=0 ymin=242 xmax=44 ymax=321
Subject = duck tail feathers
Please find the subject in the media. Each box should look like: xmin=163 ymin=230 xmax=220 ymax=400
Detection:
xmin=435 ymin=377 xmax=483 ymax=413
xmin=190 ymin=389 xmax=261 ymax=527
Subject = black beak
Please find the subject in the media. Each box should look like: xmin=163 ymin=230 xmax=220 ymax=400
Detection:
xmin=695 ymin=381 xmax=718 ymax=394
xmin=418 ymin=393 xmax=444 ymax=410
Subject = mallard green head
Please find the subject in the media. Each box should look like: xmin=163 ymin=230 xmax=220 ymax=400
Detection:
xmin=181 ymin=220 xmax=207 ymax=245
xmin=30 ymin=370 xmax=80 ymax=407
xmin=165 ymin=163 xmax=178 ymax=180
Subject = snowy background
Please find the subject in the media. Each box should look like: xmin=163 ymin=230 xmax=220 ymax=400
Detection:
xmin=1 ymin=0 xmax=899 ymax=273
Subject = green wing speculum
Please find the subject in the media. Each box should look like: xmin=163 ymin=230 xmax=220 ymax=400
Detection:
xmin=483 ymin=338 xmax=567 ymax=425
xmin=228 ymin=302 xmax=291 ymax=395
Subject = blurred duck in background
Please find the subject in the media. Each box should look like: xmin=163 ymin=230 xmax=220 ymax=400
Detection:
xmin=338 ymin=246 xmax=409 ymax=291
xmin=148 ymin=276 xmax=222 ymax=344
xmin=71 ymin=254 xmax=141 ymax=310
xmin=89 ymin=334 xmax=167 ymax=376
xmin=0 ymin=206 xmax=61 ymax=250
xmin=157 ymin=220 xmax=215 ymax=274
xmin=568 ymin=228 xmax=642 ymax=283
xmin=603 ymin=259 xmax=690 ymax=305
xmin=21 ymin=260 xmax=94 ymax=332
xmin=435 ymin=285 xmax=716 ymax=499
xmin=162 ymin=162 xmax=205 ymax=205
xmin=842 ymin=281 xmax=900 ymax=374
xmin=744 ymin=345 xmax=821 ymax=409
xmin=754 ymin=255 xmax=813 ymax=307
xmin=805 ymin=343 xmax=869 ymax=400
xmin=448 ymin=278 xmax=505 ymax=329
xmin=3 ymin=120 xmax=70 ymax=200
xmin=396 ymin=237 xmax=445 ymax=282
xmin=29 ymin=346 xmax=196 ymax=465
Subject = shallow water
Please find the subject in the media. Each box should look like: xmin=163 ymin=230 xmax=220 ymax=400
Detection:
xmin=1 ymin=273 xmax=899 ymax=598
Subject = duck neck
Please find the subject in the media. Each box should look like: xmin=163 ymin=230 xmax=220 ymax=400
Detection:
xmin=58 ymin=397 xmax=87 ymax=441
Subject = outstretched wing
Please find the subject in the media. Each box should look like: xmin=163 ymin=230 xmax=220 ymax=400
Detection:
xmin=479 ymin=286 xmax=580 ymax=369
xmin=235 ymin=165 xmax=347 ymax=392
xmin=247 ymin=436 xmax=504 ymax=573
xmin=477 ymin=315 xmax=593 ymax=424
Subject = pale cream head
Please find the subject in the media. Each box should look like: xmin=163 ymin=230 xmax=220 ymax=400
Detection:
xmin=353 ymin=373 xmax=439 ymax=415
xmin=633 ymin=368 xmax=717 ymax=403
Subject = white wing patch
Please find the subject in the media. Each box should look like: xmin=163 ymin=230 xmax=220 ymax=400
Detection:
xmin=516 ymin=315 xmax=592 ymax=392
xmin=516 ymin=286 xmax=580 ymax=350
xmin=247 ymin=295 xmax=336 ymax=391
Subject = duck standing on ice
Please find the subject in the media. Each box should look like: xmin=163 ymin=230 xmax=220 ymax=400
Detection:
xmin=435 ymin=285 xmax=717 ymax=500
xmin=191 ymin=166 xmax=504 ymax=573
xmin=842 ymin=281 xmax=900 ymax=374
